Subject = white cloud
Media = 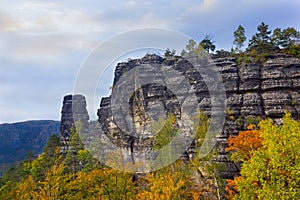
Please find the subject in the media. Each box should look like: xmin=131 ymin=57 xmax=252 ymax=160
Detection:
xmin=17 ymin=1 xmax=60 ymax=11
xmin=139 ymin=13 xmax=169 ymax=28
xmin=0 ymin=11 xmax=23 ymax=32
xmin=125 ymin=0 xmax=138 ymax=9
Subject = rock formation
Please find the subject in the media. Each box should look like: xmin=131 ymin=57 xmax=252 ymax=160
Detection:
xmin=96 ymin=53 xmax=300 ymax=177
xmin=60 ymin=53 xmax=300 ymax=178
xmin=60 ymin=94 xmax=89 ymax=152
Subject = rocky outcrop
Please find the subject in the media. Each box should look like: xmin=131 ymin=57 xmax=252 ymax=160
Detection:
xmin=60 ymin=94 xmax=89 ymax=152
xmin=60 ymin=53 xmax=300 ymax=178
xmin=95 ymin=53 xmax=300 ymax=178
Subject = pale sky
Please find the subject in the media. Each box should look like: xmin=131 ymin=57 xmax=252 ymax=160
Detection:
xmin=1 ymin=0 xmax=299 ymax=123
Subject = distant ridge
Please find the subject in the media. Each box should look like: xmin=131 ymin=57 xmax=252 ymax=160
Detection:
xmin=0 ymin=120 xmax=60 ymax=166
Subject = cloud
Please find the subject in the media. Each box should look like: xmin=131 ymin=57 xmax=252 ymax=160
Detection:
xmin=0 ymin=1 xmax=114 ymax=65
xmin=0 ymin=11 xmax=23 ymax=32
xmin=0 ymin=9 xmax=100 ymax=64
xmin=17 ymin=1 xmax=60 ymax=11
xmin=28 ymin=16 xmax=58 ymax=32
xmin=125 ymin=0 xmax=138 ymax=9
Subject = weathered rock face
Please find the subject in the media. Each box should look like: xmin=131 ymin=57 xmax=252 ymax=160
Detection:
xmin=95 ymin=53 xmax=300 ymax=178
xmin=59 ymin=53 xmax=300 ymax=177
xmin=60 ymin=94 xmax=89 ymax=152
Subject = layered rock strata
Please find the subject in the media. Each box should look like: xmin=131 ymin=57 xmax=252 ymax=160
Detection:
xmin=60 ymin=94 xmax=89 ymax=152
xmin=96 ymin=53 xmax=300 ymax=178
xmin=60 ymin=53 xmax=300 ymax=178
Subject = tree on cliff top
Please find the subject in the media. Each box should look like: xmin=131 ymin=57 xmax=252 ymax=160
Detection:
xmin=272 ymin=27 xmax=300 ymax=49
xmin=233 ymin=25 xmax=246 ymax=53
xmin=248 ymin=22 xmax=273 ymax=52
xmin=186 ymin=39 xmax=197 ymax=52
xmin=199 ymin=34 xmax=216 ymax=53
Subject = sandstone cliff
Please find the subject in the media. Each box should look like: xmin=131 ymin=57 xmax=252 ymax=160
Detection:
xmin=60 ymin=94 xmax=89 ymax=152
xmin=60 ymin=53 xmax=300 ymax=178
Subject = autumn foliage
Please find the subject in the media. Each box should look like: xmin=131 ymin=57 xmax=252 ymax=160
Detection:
xmin=226 ymin=124 xmax=263 ymax=162
xmin=226 ymin=113 xmax=300 ymax=199
xmin=0 ymin=113 xmax=221 ymax=200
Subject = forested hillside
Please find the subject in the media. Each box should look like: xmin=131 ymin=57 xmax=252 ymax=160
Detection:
xmin=0 ymin=113 xmax=299 ymax=199
xmin=0 ymin=120 xmax=60 ymax=170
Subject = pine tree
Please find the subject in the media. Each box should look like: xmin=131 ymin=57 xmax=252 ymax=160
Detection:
xmin=233 ymin=25 xmax=246 ymax=52
xmin=248 ymin=22 xmax=272 ymax=52
xmin=199 ymin=35 xmax=216 ymax=53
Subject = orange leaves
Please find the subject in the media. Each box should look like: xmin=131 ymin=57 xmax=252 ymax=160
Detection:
xmin=225 ymin=178 xmax=240 ymax=200
xmin=225 ymin=125 xmax=263 ymax=199
xmin=226 ymin=125 xmax=262 ymax=162
xmin=226 ymin=113 xmax=300 ymax=199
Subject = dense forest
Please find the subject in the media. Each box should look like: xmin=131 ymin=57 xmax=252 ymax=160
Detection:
xmin=1 ymin=22 xmax=300 ymax=199
xmin=0 ymin=120 xmax=60 ymax=174
xmin=0 ymin=113 xmax=299 ymax=199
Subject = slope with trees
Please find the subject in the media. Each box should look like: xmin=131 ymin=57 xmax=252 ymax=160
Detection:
xmin=0 ymin=113 xmax=222 ymax=199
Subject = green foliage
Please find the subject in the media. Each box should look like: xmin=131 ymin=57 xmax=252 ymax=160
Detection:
xmin=289 ymin=43 xmax=300 ymax=59
xmin=29 ymin=135 xmax=60 ymax=181
xmin=43 ymin=134 xmax=60 ymax=157
xmin=0 ymin=164 xmax=30 ymax=187
xmin=164 ymin=48 xmax=176 ymax=57
xmin=0 ymin=136 xmax=61 ymax=186
xmin=235 ymin=117 xmax=243 ymax=126
xmin=182 ymin=23 xmax=300 ymax=60
xmin=65 ymin=128 xmax=85 ymax=174
xmin=180 ymin=49 xmax=187 ymax=56
xmin=76 ymin=149 xmax=96 ymax=172
xmin=236 ymin=53 xmax=252 ymax=65
xmin=183 ymin=23 xmax=300 ymax=58
xmin=248 ymin=22 xmax=273 ymax=52
xmin=282 ymin=27 xmax=300 ymax=48
xmin=227 ymin=113 xmax=300 ymax=199
xmin=152 ymin=113 xmax=178 ymax=150
xmin=245 ymin=23 xmax=300 ymax=58
xmin=0 ymin=120 xmax=60 ymax=166
xmin=186 ymin=39 xmax=197 ymax=52
xmin=233 ymin=25 xmax=246 ymax=52
xmin=214 ymin=49 xmax=231 ymax=58
xmin=272 ymin=27 xmax=300 ymax=49
xmin=199 ymin=34 xmax=216 ymax=53
xmin=245 ymin=116 xmax=261 ymax=127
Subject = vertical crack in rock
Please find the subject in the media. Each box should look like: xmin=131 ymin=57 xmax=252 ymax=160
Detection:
xmin=258 ymin=63 xmax=266 ymax=118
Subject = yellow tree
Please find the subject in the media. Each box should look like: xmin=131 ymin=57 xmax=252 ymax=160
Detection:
xmin=14 ymin=175 xmax=38 ymax=200
xmin=37 ymin=163 xmax=73 ymax=199
xmin=226 ymin=113 xmax=300 ymax=199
